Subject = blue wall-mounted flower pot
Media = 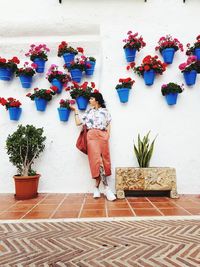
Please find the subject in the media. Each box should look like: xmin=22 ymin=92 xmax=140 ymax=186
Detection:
xmin=85 ymin=61 xmax=96 ymax=76
xmin=58 ymin=107 xmax=71 ymax=121
xmin=76 ymin=96 xmax=88 ymax=110
xmin=165 ymin=93 xmax=178 ymax=105
xmin=183 ymin=70 xmax=197 ymax=86
xmin=194 ymin=48 xmax=200 ymax=60
xmin=0 ymin=68 xmax=13 ymax=81
xmin=124 ymin=48 xmax=137 ymax=62
xmin=63 ymin=53 xmax=75 ymax=68
xmin=117 ymin=88 xmax=130 ymax=103
xmin=8 ymin=107 xmax=22 ymax=121
xmin=161 ymin=48 xmax=175 ymax=64
xmin=70 ymin=69 xmax=83 ymax=83
xmin=51 ymin=78 xmax=63 ymax=94
xmin=35 ymin=98 xmax=48 ymax=111
xmin=33 ymin=58 xmax=46 ymax=73
xmin=19 ymin=75 xmax=32 ymax=88
xmin=143 ymin=70 xmax=155 ymax=86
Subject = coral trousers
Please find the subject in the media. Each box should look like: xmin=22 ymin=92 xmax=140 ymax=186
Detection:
xmin=87 ymin=129 xmax=111 ymax=179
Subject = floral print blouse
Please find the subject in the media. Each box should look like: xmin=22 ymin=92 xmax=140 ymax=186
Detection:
xmin=81 ymin=107 xmax=111 ymax=130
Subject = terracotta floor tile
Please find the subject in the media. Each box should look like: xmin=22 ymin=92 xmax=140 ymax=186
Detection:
xmin=130 ymin=202 xmax=154 ymax=209
xmin=45 ymin=193 xmax=67 ymax=199
xmin=175 ymin=202 xmax=200 ymax=209
xmin=147 ymin=197 xmax=173 ymax=202
xmin=0 ymin=212 xmax=26 ymax=219
xmin=183 ymin=208 xmax=200 ymax=215
xmin=31 ymin=204 xmax=59 ymax=212
xmin=84 ymin=197 xmax=105 ymax=203
xmin=107 ymin=202 xmax=129 ymax=209
xmin=52 ymin=211 xmax=79 ymax=219
xmin=0 ymin=204 xmax=15 ymax=211
xmin=127 ymin=197 xmax=149 ymax=203
xmin=17 ymin=198 xmax=45 ymax=204
xmin=57 ymin=204 xmax=82 ymax=211
xmin=80 ymin=209 xmax=106 ymax=218
xmin=83 ymin=203 xmax=105 ymax=209
xmin=152 ymin=202 xmax=178 ymax=208
xmin=22 ymin=211 xmax=53 ymax=219
xmin=159 ymin=208 xmax=191 ymax=216
xmin=39 ymin=199 xmax=64 ymax=204
xmin=108 ymin=209 xmax=134 ymax=217
xmin=134 ymin=209 xmax=163 ymax=216
xmin=62 ymin=198 xmax=84 ymax=204
xmin=7 ymin=204 xmax=36 ymax=212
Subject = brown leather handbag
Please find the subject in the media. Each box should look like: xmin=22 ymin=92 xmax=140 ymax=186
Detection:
xmin=76 ymin=125 xmax=88 ymax=154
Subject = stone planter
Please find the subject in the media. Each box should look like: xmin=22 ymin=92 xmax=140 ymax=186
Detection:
xmin=115 ymin=167 xmax=178 ymax=199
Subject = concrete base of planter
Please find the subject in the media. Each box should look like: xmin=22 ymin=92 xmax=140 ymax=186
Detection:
xmin=115 ymin=167 xmax=179 ymax=199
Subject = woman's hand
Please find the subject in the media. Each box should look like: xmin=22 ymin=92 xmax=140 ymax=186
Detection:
xmin=70 ymin=106 xmax=77 ymax=112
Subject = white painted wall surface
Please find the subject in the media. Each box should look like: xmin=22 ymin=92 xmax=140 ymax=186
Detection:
xmin=0 ymin=0 xmax=200 ymax=194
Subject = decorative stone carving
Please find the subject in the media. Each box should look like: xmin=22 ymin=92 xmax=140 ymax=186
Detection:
xmin=115 ymin=167 xmax=179 ymax=199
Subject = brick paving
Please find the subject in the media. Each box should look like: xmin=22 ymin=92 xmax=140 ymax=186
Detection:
xmin=0 ymin=193 xmax=200 ymax=220
xmin=0 ymin=219 xmax=199 ymax=266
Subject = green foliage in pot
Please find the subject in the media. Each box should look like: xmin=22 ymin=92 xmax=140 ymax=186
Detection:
xmin=6 ymin=125 xmax=46 ymax=176
xmin=134 ymin=131 xmax=157 ymax=168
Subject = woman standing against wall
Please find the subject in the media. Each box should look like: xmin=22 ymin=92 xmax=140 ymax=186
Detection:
xmin=70 ymin=92 xmax=116 ymax=201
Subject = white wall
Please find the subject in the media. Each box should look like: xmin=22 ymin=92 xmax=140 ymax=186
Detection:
xmin=0 ymin=0 xmax=200 ymax=194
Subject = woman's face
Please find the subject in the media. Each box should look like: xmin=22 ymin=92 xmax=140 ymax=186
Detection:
xmin=89 ymin=97 xmax=98 ymax=107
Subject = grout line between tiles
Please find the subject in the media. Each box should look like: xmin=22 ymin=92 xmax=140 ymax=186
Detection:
xmin=125 ymin=198 xmax=136 ymax=216
xmin=20 ymin=193 xmax=50 ymax=219
xmin=145 ymin=199 xmax=164 ymax=216
xmin=49 ymin=194 xmax=69 ymax=219
xmin=78 ymin=194 xmax=86 ymax=218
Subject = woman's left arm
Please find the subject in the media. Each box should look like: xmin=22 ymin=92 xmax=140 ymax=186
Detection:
xmin=106 ymin=124 xmax=111 ymax=138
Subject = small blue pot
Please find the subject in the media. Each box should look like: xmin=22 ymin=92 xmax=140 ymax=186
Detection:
xmin=124 ymin=48 xmax=137 ymax=62
xmin=51 ymin=78 xmax=63 ymax=94
xmin=165 ymin=93 xmax=178 ymax=105
xmin=63 ymin=53 xmax=75 ymax=68
xmin=8 ymin=107 xmax=22 ymax=121
xmin=194 ymin=48 xmax=200 ymax=61
xmin=117 ymin=88 xmax=130 ymax=103
xmin=85 ymin=61 xmax=96 ymax=76
xmin=183 ymin=70 xmax=197 ymax=86
xmin=161 ymin=48 xmax=175 ymax=64
xmin=76 ymin=96 xmax=88 ymax=110
xmin=58 ymin=108 xmax=71 ymax=121
xmin=19 ymin=75 xmax=32 ymax=88
xmin=0 ymin=68 xmax=13 ymax=81
xmin=70 ymin=69 xmax=83 ymax=83
xmin=33 ymin=58 xmax=46 ymax=73
xmin=34 ymin=98 xmax=48 ymax=111
xmin=143 ymin=70 xmax=155 ymax=86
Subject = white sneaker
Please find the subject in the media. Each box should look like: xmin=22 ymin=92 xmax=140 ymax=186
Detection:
xmin=93 ymin=187 xmax=101 ymax=198
xmin=104 ymin=187 xmax=116 ymax=201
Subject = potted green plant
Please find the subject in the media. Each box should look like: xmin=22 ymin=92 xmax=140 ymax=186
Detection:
xmin=16 ymin=62 xmax=37 ymax=88
xmin=57 ymin=41 xmax=78 ymax=67
xmin=161 ymin=82 xmax=184 ymax=105
xmin=0 ymin=97 xmax=22 ymax=121
xmin=64 ymin=57 xmax=86 ymax=83
xmin=57 ymin=98 xmax=75 ymax=122
xmin=6 ymin=124 xmax=46 ymax=199
xmin=0 ymin=56 xmax=20 ymax=81
xmin=115 ymin=132 xmax=178 ymax=199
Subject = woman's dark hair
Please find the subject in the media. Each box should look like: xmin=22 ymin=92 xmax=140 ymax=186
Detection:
xmin=90 ymin=92 xmax=106 ymax=108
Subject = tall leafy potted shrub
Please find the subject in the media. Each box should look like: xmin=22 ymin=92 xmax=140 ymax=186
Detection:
xmin=6 ymin=124 xmax=46 ymax=199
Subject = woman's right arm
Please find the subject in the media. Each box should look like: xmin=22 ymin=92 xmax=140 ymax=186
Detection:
xmin=70 ymin=106 xmax=82 ymax=126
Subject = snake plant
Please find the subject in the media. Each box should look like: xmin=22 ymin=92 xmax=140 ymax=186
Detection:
xmin=134 ymin=131 xmax=157 ymax=168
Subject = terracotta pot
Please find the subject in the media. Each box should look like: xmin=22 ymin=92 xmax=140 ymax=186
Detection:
xmin=13 ymin=174 xmax=40 ymax=200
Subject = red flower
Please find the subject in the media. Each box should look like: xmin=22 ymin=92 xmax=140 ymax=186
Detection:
xmin=26 ymin=93 xmax=31 ymax=97
xmin=144 ymin=65 xmax=150 ymax=71
xmin=91 ymin=82 xmax=95 ymax=88
xmin=0 ymin=58 xmax=6 ymax=63
xmin=94 ymin=89 xmax=99 ymax=93
xmin=50 ymin=86 xmax=58 ymax=92
xmin=77 ymin=47 xmax=84 ymax=53
xmin=46 ymin=90 xmax=52 ymax=94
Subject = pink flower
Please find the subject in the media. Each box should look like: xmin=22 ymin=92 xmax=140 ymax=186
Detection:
xmin=31 ymin=63 xmax=38 ymax=69
xmin=70 ymin=100 xmax=75 ymax=105
xmin=127 ymin=31 xmax=132 ymax=35
xmin=179 ymin=63 xmax=187 ymax=70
